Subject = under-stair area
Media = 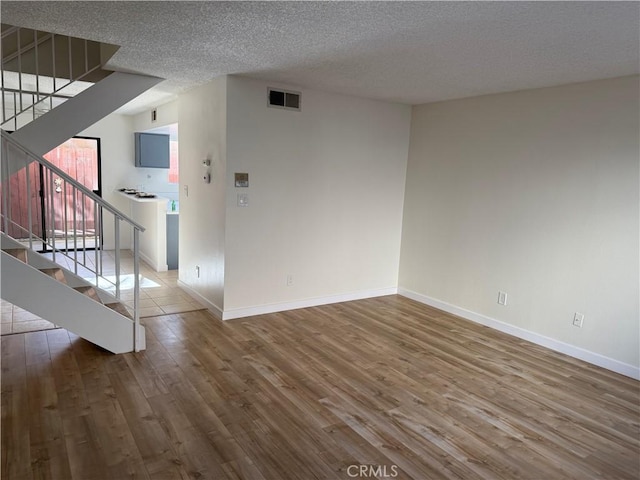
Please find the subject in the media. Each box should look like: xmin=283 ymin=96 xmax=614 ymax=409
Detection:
xmin=1 ymin=23 xmax=165 ymax=353
xmin=1 ymin=233 xmax=143 ymax=353
xmin=1 ymin=251 xmax=201 ymax=335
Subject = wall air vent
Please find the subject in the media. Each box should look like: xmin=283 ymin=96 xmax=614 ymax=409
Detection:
xmin=268 ymin=88 xmax=301 ymax=111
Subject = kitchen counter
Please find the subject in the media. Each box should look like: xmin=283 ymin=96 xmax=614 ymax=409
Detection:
xmin=117 ymin=191 xmax=168 ymax=203
xmin=117 ymin=190 xmax=169 ymax=272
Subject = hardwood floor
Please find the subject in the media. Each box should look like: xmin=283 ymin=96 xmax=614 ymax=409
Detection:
xmin=2 ymin=295 xmax=639 ymax=479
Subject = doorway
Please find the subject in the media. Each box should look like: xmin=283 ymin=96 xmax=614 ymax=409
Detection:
xmin=10 ymin=136 xmax=102 ymax=252
xmin=42 ymin=136 xmax=102 ymax=252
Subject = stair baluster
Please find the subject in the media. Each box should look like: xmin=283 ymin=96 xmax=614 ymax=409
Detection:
xmin=1 ymin=25 xmax=102 ymax=131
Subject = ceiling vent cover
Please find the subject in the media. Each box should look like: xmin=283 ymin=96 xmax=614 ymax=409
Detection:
xmin=268 ymin=88 xmax=301 ymax=111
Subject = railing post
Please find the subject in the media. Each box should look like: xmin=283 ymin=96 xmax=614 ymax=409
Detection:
xmin=84 ymin=39 xmax=89 ymax=74
xmin=34 ymin=30 xmax=40 ymax=103
xmin=72 ymin=185 xmax=77 ymax=274
xmin=133 ymin=227 xmax=141 ymax=352
xmin=68 ymin=36 xmax=73 ymax=81
xmin=114 ymin=218 xmax=120 ymax=298
xmin=94 ymin=205 xmax=99 ymax=287
xmin=13 ymin=92 xmax=17 ymax=130
xmin=1 ymin=138 xmax=10 ymax=234
xmin=97 ymin=205 xmax=103 ymax=276
xmin=17 ymin=29 xmax=23 ymax=112
xmin=82 ymin=192 xmax=86 ymax=264
xmin=26 ymin=160 xmax=33 ymax=249
xmin=1 ymin=39 xmax=5 ymax=122
xmin=49 ymin=169 xmax=56 ymax=261
xmin=63 ymin=180 xmax=68 ymax=253
xmin=93 ymin=201 xmax=102 ymax=278
xmin=52 ymin=33 xmax=56 ymax=92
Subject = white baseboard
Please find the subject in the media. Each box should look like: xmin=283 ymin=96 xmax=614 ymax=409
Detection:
xmin=139 ymin=251 xmax=167 ymax=272
xmin=177 ymin=280 xmax=223 ymax=319
xmin=222 ymin=287 xmax=398 ymax=321
xmin=398 ymin=287 xmax=640 ymax=381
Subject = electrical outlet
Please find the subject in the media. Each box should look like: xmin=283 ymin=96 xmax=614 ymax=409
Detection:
xmin=286 ymin=274 xmax=294 ymax=286
xmin=573 ymin=312 xmax=584 ymax=328
xmin=195 ymin=265 xmax=200 ymax=278
xmin=498 ymin=291 xmax=508 ymax=306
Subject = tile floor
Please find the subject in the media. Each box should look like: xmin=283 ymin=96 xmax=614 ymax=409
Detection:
xmin=1 ymin=251 xmax=204 ymax=335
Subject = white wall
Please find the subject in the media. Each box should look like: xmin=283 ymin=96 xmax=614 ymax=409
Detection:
xmin=399 ymin=76 xmax=640 ymax=371
xmin=223 ymin=76 xmax=411 ymax=315
xmin=177 ymin=77 xmax=227 ymax=312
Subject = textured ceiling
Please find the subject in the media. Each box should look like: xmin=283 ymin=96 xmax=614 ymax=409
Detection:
xmin=2 ymin=1 xmax=638 ymax=114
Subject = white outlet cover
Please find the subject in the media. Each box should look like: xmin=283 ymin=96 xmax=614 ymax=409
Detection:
xmin=238 ymin=193 xmax=249 ymax=207
xmin=498 ymin=291 xmax=508 ymax=306
xmin=573 ymin=312 xmax=584 ymax=327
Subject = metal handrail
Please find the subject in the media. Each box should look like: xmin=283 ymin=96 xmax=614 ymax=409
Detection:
xmin=1 ymin=130 xmax=145 ymax=231
xmin=1 ymin=132 xmax=145 ymax=352
xmin=2 ymin=86 xmax=75 ymax=98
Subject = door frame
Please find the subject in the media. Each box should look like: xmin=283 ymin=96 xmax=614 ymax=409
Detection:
xmin=39 ymin=135 xmax=103 ymax=253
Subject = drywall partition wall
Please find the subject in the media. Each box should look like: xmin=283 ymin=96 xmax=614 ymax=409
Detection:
xmin=223 ymin=76 xmax=411 ymax=317
xmin=177 ymin=77 xmax=227 ymax=314
xmin=129 ymin=196 xmax=168 ymax=272
xmin=399 ymin=76 xmax=640 ymax=375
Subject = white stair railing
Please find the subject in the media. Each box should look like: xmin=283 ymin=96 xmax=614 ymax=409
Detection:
xmin=1 ymin=25 xmax=102 ymax=131
xmin=0 ymin=130 xmax=145 ymax=351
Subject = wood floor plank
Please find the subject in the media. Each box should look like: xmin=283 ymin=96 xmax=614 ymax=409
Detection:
xmin=1 ymin=334 xmax=32 ymax=480
xmin=2 ymin=295 xmax=639 ymax=479
xmin=105 ymin=356 xmax=193 ymax=479
xmin=25 ymin=331 xmax=73 ymax=480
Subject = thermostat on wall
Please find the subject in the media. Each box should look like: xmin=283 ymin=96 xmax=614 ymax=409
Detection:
xmin=235 ymin=173 xmax=249 ymax=187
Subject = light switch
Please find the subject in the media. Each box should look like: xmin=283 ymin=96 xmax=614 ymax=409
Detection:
xmin=237 ymin=193 xmax=249 ymax=207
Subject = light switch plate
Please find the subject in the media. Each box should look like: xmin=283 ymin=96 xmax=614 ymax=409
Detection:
xmin=237 ymin=193 xmax=249 ymax=207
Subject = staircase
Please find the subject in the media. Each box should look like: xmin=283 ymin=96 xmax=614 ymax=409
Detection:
xmin=2 ymin=233 xmax=144 ymax=353
xmin=0 ymin=24 xmax=162 ymax=353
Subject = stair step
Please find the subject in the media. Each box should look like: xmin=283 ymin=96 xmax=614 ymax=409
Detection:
xmin=105 ymin=302 xmax=133 ymax=320
xmin=73 ymin=286 xmax=102 ymax=303
xmin=40 ymin=268 xmax=67 ymax=284
xmin=4 ymin=248 xmax=28 ymax=263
